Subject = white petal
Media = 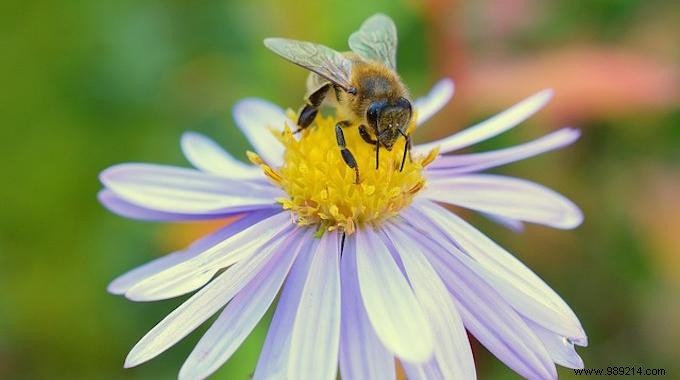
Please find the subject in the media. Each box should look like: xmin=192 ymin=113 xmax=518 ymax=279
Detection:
xmin=413 ymin=89 xmax=554 ymax=155
xmin=288 ymin=232 xmax=341 ymax=380
xmin=107 ymin=210 xmax=278 ymax=295
xmin=427 ymin=127 xmax=581 ymax=174
xmin=385 ymin=223 xmax=476 ymax=380
xmin=100 ymin=163 xmax=279 ymax=214
xmin=339 ymin=234 xmax=396 ymax=380
xmin=124 ymin=228 xmax=294 ymax=368
xmin=180 ymin=131 xmax=264 ymax=178
xmin=414 ymin=78 xmax=455 ymax=126
xmin=178 ymin=229 xmax=306 ymax=380
xmin=355 ymin=228 xmax=434 ymax=362
xmin=125 ymin=212 xmax=292 ymax=301
xmin=424 ymin=174 xmax=583 ymax=229
xmin=525 ymin=318 xmax=585 ymax=369
xmin=406 ymin=201 xmax=587 ymax=343
xmin=253 ymin=231 xmax=318 ymax=380
xmin=233 ymin=98 xmax=293 ymax=167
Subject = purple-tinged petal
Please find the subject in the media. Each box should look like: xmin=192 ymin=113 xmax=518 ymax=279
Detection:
xmin=178 ymin=229 xmax=306 ymax=380
xmin=439 ymin=260 xmax=557 ymax=379
xmin=125 ymin=212 xmax=293 ymax=301
xmin=405 ymin=201 xmax=586 ymax=343
xmin=406 ymin=225 xmax=557 ymax=380
xmin=402 ymin=359 xmax=445 ymax=380
xmin=482 ymin=212 xmax=525 ymax=233
xmin=524 ymin=318 xmax=585 ymax=370
xmin=233 ymin=98 xmax=293 ymax=167
xmin=355 ymin=228 xmax=434 ymax=362
xmin=339 ymin=234 xmax=396 ymax=380
xmin=288 ymin=232 xmax=341 ymax=380
xmin=424 ymin=174 xmax=583 ymax=229
xmin=100 ymin=163 xmax=280 ymax=214
xmin=180 ymin=131 xmax=264 ymax=178
xmin=107 ymin=209 xmax=278 ymax=295
xmin=384 ymin=223 xmax=476 ymax=380
xmin=414 ymin=78 xmax=455 ymax=127
xmin=253 ymin=231 xmax=318 ymax=380
xmin=98 ymin=189 xmax=234 ymax=221
xmin=413 ymin=89 xmax=553 ymax=155
xmin=124 ymin=228 xmax=296 ymax=368
xmin=109 ymin=250 xmax=188 ymax=295
xmin=427 ymin=128 xmax=581 ymax=174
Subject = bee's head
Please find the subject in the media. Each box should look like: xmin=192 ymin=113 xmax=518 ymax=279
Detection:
xmin=366 ymin=97 xmax=412 ymax=151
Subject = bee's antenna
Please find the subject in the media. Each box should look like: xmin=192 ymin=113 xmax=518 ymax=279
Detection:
xmin=398 ymin=130 xmax=410 ymax=171
xmin=375 ymin=136 xmax=380 ymax=170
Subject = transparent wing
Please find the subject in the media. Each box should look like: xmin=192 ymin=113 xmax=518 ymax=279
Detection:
xmin=264 ymin=38 xmax=353 ymax=91
xmin=348 ymin=13 xmax=397 ymax=69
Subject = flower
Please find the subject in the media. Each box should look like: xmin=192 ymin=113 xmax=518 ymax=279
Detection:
xmin=100 ymin=78 xmax=587 ymax=379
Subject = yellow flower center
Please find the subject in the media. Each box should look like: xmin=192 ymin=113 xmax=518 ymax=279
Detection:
xmin=248 ymin=114 xmax=438 ymax=235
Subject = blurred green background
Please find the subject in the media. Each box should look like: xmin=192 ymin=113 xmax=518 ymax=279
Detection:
xmin=1 ymin=0 xmax=678 ymax=379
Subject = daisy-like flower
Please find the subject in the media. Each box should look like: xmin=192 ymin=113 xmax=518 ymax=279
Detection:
xmin=100 ymin=78 xmax=587 ymax=379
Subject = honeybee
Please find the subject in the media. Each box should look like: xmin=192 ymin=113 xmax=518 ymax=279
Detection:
xmin=264 ymin=14 xmax=412 ymax=184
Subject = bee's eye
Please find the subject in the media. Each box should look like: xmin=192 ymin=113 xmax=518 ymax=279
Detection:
xmin=396 ymin=97 xmax=412 ymax=117
xmin=366 ymin=101 xmax=385 ymax=128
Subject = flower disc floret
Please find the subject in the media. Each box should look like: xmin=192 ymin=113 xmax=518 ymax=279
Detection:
xmin=249 ymin=114 xmax=438 ymax=234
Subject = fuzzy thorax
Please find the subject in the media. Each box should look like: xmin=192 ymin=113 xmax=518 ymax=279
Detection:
xmin=248 ymin=114 xmax=438 ymax=235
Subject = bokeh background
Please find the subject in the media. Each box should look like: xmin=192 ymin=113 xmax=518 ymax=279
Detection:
xmin=1 ymin=0 xmax=678 ymax=378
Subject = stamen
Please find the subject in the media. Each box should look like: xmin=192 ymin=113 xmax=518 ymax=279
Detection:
xmin=251 ymin=114 xmax=437 ymax=234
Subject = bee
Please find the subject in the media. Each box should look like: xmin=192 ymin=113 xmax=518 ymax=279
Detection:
xmin=264 ymin=13 xmax=412 ymax=184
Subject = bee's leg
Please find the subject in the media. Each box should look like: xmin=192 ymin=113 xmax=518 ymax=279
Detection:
xmin=359 ymin=124 xmax=380 ymax=170
xmin=335 ymin=121 xmax=360 ymax=184
xmin=296 ymin=82 xmax=332 ymax=133
xmin=334 ymin=84 xmax=357 ymax=101
xmin=358 ymin=125 xmax=377 ymax=144
xmin=333 ymin=84 xmax=343 ymax=102
xmin=399 ymin=132 xmax=412 ymax=172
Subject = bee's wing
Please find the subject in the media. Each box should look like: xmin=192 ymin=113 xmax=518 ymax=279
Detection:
xmin=264 ymin=38 xmax=354 ymax=91
xmin=348 ymin=13 xmax=397 ymax=69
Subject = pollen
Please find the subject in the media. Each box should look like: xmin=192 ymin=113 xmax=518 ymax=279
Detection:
xmin=249 ymin=114 xmax=438 ymax=235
